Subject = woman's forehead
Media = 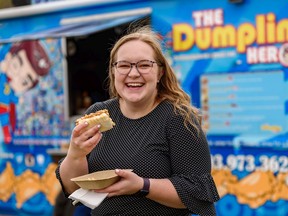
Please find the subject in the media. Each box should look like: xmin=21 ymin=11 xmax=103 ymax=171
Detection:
xmin=116 ymin=40 xmax=154 ymax=60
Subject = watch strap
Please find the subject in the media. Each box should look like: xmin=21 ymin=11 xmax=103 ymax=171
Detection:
xmin=134 ymin=178 xmax=150 ymax=197
xmin=141 ymin=178 xmax=150 ymax=193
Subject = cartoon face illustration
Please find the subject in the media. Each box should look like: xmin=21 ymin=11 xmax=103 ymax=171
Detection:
xmin=4 ymin=50 xmax=39 ymax=93
xmin=279 ymin=43 xmax=288 ymax=67
xmin=1 ymin=40 xmax=51 ymax=94
xmin=283 ymin=47 xmax=288 ymax=62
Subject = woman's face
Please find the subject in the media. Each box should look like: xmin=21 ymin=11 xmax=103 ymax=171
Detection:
xmin=114 ymin=40 xmax=161 ymax=105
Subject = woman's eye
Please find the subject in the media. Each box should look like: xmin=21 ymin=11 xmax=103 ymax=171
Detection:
xmin=119 ymin=64 xmax=130 ymax=68
xmin=139 ymin=64 xmax=150 ymax=68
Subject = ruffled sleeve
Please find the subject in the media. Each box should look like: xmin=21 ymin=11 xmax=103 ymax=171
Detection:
xmin=167 ymin=111 xmax=220 ymax=215
xmin=169 ymin=173 xmax=219 ymax=215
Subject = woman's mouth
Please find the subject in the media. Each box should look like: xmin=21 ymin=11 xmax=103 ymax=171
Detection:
xmin=126 ymin=83 xmax=144 ymax=88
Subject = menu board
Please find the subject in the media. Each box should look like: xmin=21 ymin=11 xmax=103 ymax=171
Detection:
xmin=201 ymin=71 xmax=287 ymax=136
xmin=200 ymin=70 xmax=288 ymax=150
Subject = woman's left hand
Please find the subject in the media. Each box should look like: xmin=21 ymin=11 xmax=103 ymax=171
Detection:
xmin=94 ymin=169 xmax=143 ymax=197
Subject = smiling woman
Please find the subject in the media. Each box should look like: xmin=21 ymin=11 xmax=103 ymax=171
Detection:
xmin=56 ymin=25 xmax=219 ymax=216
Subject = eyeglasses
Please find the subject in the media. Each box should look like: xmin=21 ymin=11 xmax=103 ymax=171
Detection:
xmin=112 ymin=60 xmax=159 ymax=75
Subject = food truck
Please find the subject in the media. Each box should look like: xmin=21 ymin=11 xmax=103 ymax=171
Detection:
xmin=0 ymin=0 xmax=287 ymax=215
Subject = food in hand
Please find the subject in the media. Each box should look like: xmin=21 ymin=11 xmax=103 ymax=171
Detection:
xmin=75 ymin=109 xmax=115 ymax=132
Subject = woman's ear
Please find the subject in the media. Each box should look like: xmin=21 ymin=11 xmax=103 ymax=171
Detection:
xmin=158 ymin=70 xmax=164 ymax=80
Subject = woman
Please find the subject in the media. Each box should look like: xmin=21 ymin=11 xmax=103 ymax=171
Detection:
xmin=56 ymin=26 xmax=220 ymax=216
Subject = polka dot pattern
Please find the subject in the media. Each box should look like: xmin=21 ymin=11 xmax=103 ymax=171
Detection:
xmin=56 ymin=98 xmax=219 ymax=216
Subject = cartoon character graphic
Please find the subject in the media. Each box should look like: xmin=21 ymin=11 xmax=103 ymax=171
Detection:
xmin=0 ymin=40 xmax=51 ymax=143
xmin=279 ymin=43 xmax=288 ymax=67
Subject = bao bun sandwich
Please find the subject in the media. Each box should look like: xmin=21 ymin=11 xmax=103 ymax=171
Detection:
xmin=75 ymin=109 xmax=115 ymax=132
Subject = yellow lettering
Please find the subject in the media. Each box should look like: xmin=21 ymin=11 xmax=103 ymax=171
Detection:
xmin=212 ymin=25 xmax=236 ymax=48
xmin=172 ymin=13 xmax=288 ymax=53
xmin=195 ymin=28 xmax=211 ymax=50
xmin=267 ymin=13 xmax=276 ymax=43
xmin=256 ymin=15 xmax=265 ymax=44
xmin=237 ymin=23 xmax=256 ymax=53
xmin=277 ymin=19 xmax=288 ymax=42
xmin=172 ymin=24 xmax=194 ymax=51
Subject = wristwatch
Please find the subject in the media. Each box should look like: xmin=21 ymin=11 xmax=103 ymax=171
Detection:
xmin=134 ymin=178 xmax=150 ymax=197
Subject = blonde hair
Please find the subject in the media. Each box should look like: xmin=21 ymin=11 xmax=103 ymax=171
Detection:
xmin=108 ymin=26 xmax=202 ymax=132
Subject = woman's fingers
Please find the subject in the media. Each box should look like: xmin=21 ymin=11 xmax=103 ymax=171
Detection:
xmin=85 ymin=131 xmax=103 ymax=148
xmin=73 ymin=123 xmax=101 ymax=140
xmin=70 ymin=124 xmax=102 ymax=154
xmin=95 ymin=170 xmax=142 ymax=197
xmin=72 ymin=121 xmax=89 ymax=136
xmin=82 ymin=124 xmax=100 ymax=141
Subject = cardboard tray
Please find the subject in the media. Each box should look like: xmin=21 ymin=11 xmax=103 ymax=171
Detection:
xmin=71 ymin=169 xmax=133 ymax=190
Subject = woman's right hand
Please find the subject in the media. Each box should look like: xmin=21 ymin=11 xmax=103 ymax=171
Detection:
xmin=67 ymin=122 xmax=103 ymax=160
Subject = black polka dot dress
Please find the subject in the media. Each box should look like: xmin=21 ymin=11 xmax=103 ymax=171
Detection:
xmin=56 ymin=98 xmax=220 ymax=216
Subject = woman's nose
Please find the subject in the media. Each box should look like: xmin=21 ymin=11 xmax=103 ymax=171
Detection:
xmin=128 ymin=65 xmax=140 ymax=76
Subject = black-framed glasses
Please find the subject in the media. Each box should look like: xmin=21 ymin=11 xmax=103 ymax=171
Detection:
xmin=112 ymin=60 xmax=159 ymax=75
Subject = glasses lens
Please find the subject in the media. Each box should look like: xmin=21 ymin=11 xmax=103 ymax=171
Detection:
xmin=116 ymin=61 xmax=131 ymax=74
xmin=137 ymin=60 xmax=153 ymax=74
